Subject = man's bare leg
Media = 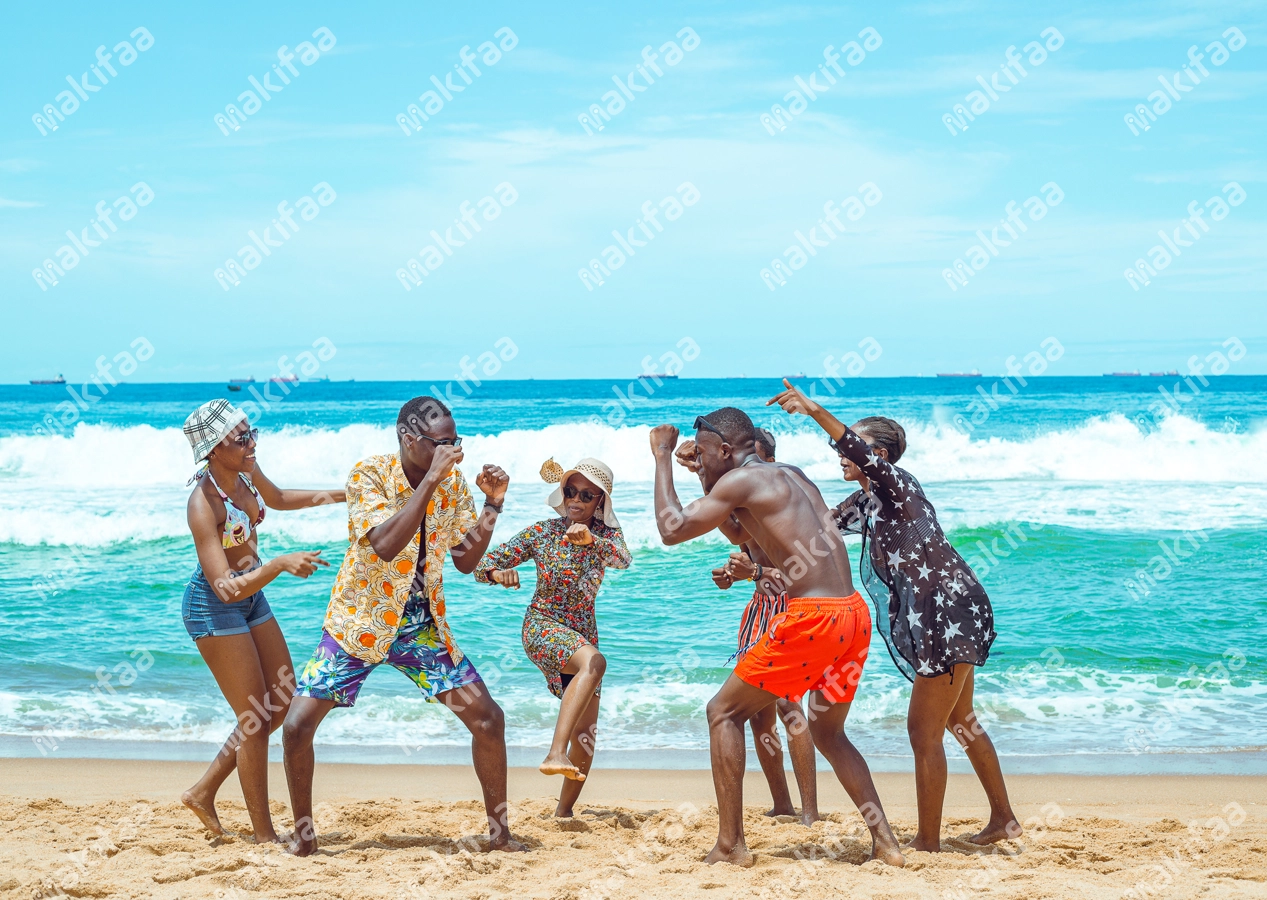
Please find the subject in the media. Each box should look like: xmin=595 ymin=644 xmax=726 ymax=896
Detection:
xmin=704 ymin=675 xmax=782 ymax=866
xmin=805 ymin=691 xmax=904 ymax=866
xmin=184 ymin=620 xmax=294 ymax=836
xmin=748 ymin=703 xmax=795 ymax=817
xmin=943 ymin=666 xmax=1021 ymax=845
xmin=555 ymin=693 xmax=600 ymax=818
xmin=541 ymin=645 xmax=605 ymax=780
xmin=439 ymin=681 xmax=526 ymax=852
xmin=281 ymin=694 xmax=337 ymax=856
xmin=776 ymin=698 xmax=820 ymax=825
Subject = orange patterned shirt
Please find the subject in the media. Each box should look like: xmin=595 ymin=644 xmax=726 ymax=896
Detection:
xmin=324 ymin=453 xmax=477 ymax=664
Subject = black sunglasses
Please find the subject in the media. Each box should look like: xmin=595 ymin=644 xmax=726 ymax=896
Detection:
xmin=416 ymin=434 xmax=462 ymax=447
xmin=230 ymin=428 xmax=259 ymax=447
xmin=693 ymin=415 xmax=725 ymax=439
xmin=563 ymin=484 xmax=602 ymax=503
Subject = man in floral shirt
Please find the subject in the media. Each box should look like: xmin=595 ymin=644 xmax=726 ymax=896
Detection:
xmin=283 ymin=396 xmax=521 ymax=855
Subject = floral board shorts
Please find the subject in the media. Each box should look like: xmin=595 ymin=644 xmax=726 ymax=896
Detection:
xmin=523 ymin=608 xmax=600 ymax=700
xmin=294 ymin=593 xmax=481 ymax=707
xmin=733 ymin=593 xmax=871 ymax=704
xmin=182 ymin=565 xmax=274 ymax=642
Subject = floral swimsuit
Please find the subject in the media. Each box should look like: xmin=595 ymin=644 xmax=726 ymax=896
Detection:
xmin=474 ymin=517 xmax=631 ymax=698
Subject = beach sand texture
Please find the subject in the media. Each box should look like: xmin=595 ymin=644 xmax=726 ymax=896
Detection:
xmin=4 ymin=760 xmax=1266 ymax=899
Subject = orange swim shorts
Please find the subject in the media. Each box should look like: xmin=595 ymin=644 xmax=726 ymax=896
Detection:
xmin=732 ymin=593 xmax=871 ymax=704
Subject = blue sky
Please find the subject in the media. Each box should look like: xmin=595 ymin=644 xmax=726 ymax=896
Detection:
xmin=2 ymin=0 xmax=1264 ymax=382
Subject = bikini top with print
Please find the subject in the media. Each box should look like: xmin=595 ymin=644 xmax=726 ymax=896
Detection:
xmin=204 ymin=470 xmax=266 ymax=548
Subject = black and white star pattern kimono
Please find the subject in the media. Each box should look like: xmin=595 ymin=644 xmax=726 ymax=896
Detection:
xmin=830 ymin=427 xmax=995 ymax=682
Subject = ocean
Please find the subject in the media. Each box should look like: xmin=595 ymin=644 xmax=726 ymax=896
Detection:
xmin=1 ymin=376 xmax=1264 ymax=774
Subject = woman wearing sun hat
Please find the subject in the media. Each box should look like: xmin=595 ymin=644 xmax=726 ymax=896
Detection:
xmin=474 ymin=457 xmax=631 ymax=817
xmin=179 ymin=399 xmax=345 ymax=845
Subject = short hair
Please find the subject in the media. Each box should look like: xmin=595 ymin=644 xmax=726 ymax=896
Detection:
xmin=397 ymin=395 xmax=452 ymax=440
xmin=753 ymin=428 xmax=776 ymax=458
xmin=699 ymin=406 xmax=756 ymax=446
xmin=854 ymin=415 xmax=906 ymax=463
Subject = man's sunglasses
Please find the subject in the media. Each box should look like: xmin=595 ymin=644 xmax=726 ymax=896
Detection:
xmin=416 ymin=434 xmax=462 ymax=447
xmin=563 ymin=484 xmax=602 ymax=503
xmin=693 ymin=415 xmax=726 ymax=439
xmin=229 ymin=428 xmax=259 ymax=447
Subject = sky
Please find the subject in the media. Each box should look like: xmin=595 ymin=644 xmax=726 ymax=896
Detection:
xmin=2 ymin=0 xmax=1264 ymax=382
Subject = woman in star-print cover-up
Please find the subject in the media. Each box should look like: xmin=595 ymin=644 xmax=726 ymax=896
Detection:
xmin=767 ymin=379 xmax=1020 ymax=853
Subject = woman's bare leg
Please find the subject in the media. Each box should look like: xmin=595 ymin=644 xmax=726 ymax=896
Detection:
xmin=776 ymin=698 xmax=820 ymax=825
xmin=541 ymin=644 xmax=605 ymax=780
xmin=748 ymin=703 xmax=795 ymax=817
xmin=945 ymin=667 xmax=1021 ymax=845
xmin=555 ymin=693 xmax=600 ymax=817
xmin=183 ymin=620 xmax=294 ymax=836
xmin=906 ymin=666 xmax=964 ymax=851
xmin=184 ymin=625 xmax=287 ymax=843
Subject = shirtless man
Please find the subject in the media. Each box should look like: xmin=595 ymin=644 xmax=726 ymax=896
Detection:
xmin=676 ymin=429 xmax=819 ymax=826
xmin=651 ymin=407 xmax=903 ymax=867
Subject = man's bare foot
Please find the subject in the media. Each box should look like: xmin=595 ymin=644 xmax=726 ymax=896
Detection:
xmin=905 ymin=836 xmax=941 ymax=852
xmin=540 ymin=753 xmax=585 ymax=781
xmin=763 ymin=804 xmax=796 ymax=818
xmin=555 ymin=805 xmax=575 ymax=818
xmin=799 ymin=808 xmax=821 ymax=827
xmin=181 ymin=788 xmax=225 ymax=835
xmin=870 ymin=837 xmax=906 ymax=867
xmin=286 ymin=832 xmax=318 ymax=857
xmin=490 ymin=837 xmax=528 ymax=853
xmin=704 ymin=841 xmax=755 ymax=867
xmin=969 ymin=818 xmax=1023 ymax=845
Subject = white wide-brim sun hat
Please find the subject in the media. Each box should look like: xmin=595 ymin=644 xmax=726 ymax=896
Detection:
xmin=540 ymin=457 xmax=619 ymax=528
xmin=183 ymin=399 xmax=248 ymax=462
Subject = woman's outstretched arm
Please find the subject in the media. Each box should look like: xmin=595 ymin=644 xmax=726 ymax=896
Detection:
xmin=251 ymin=464 xmax=346 ymax=510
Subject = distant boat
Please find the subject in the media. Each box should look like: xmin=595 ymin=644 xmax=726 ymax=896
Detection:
xmin=30 ymin=374 xmax=66 ymax=385
xmin=638 ymin=373 xmax=678 ymax=380
xmin=1105 ymin=371 xmax=1141 ymax=377
xmin=227 ymin=384 xmax=242 ymax=392
xmin=936 ymin=371 xmax=982 ymax=378
xmin=1148 ymin=370 xmax=1180 ymax=377
xmin=229 ymin=377 xmax=255 ymax=384
xmin=269 ymin=375 xmax=299 ymax=383
xmin=784 ymin=373 xmax=807 ymax=380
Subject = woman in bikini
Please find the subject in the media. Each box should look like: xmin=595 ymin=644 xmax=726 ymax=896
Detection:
xmin=474 ymin=457 xmax=630 ymax=817
xmin=767 ymin=380 xmax=1020 ymax=851
xmin=180 ymin=399 xmax=344 ymax=844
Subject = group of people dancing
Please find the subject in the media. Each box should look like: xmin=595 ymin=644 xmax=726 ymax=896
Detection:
xmin=178 ymin=380 xmax=1018 ymax=865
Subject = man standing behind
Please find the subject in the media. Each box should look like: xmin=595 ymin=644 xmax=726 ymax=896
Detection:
xmin=650 ymin=407 xmax=902 ymax=868
xmin=283 ymin=396 xmax=524 ymax=855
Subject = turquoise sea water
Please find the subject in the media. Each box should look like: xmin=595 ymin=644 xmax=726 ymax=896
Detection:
xmin=1 ymin=377 xmax=1265 ymax=773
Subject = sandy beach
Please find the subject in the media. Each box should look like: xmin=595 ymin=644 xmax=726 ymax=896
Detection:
xmin=3 ymin=758 xmax=1264 ymax=899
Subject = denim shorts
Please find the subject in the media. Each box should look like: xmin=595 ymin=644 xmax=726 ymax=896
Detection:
xmin=182 ymin=565 xmax=274 ymax=642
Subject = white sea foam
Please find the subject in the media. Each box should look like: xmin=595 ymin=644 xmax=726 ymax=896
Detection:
xmin=4 ymin=667 xmax=1263 ymax=758
xmin=2 ymin=414 xmax=1265 ymax=547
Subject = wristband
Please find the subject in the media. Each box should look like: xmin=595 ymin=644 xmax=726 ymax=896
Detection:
xmin=484 ymin=499 xmax=503 ymax=513
xmin=753 ymin=564 xmax=763 ymax=582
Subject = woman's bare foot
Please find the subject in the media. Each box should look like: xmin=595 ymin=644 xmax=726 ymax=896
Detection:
xmin=181 ymin=788 xmax=225 ymax=835
xmin=490 ymin=836 xmax=528 ymax=853
xmin=540 ymin=752 xmax=585 ymax=781
xmin=870 ymin=836 xmax=906 ymax=867
xmin=704 ymin=841 xmax=755 ymax=867
xmin=969 ymin=817 xmax=1023 ymax=845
